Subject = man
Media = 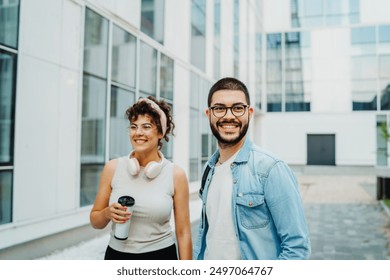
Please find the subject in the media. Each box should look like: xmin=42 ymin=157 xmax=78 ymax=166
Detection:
xmin=193 ymin=77 xmax=310 ymax=260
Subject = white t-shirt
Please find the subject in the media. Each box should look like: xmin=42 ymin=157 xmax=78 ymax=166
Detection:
xmin=204 ymin=152 xmax=241 ymax=260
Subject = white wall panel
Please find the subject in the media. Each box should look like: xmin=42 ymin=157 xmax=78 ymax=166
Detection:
xmin=164 ymin=0 xmax=191 ymax=62
xmin=172 ymin=64 xmax=190 ymax=176
xmin=114 ymin=0 xmax=140 ymax=29
xmin=311 ymin=29 xmax=351 ymax=113
xmin=260 ymin=113 xmax=376 ymax=166
xmin=19 ymin=0 xmax=62 ymax=64
xmin=14 ymin=56 xmax=60 ymax=222
xmin=61 ymin=0 xmax=83 ymax=71
xmin=57 ymin=68 xmax=81 ymax=212
xmin=360 ymin=0 xmax=390 ymax=24
xmin=220 ymin=0 xmax=234 ymax=76
xmin=263 ymin=0 xmax=290 ymax=31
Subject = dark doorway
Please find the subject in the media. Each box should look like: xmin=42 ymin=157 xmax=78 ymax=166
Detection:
xmin=307 ymin=134 xmax=335 ymax=165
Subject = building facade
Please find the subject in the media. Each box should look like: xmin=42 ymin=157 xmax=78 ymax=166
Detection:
xmin=0 ymin=0 xmax=389 ymax=258
xmin=255 ymin=0 xmax=390 ymax=167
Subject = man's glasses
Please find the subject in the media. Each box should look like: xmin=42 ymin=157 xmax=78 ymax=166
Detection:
xmin=209 ymin=104 xmax=249 ymax=118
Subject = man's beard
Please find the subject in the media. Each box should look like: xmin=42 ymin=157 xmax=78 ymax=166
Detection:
xmin=210 ymin=119 xmax=249 ymax=148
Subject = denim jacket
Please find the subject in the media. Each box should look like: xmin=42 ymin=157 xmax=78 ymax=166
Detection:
xmin=193 ymin=138 xmax=311 ymax=260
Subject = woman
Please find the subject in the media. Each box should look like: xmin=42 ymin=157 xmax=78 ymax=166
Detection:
xmin=90 ymin=96 xmax=192 ymax=260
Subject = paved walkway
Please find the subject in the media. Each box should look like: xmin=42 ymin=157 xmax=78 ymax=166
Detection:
xmin=38 ymin=173 xmax=390 ymax=260
xmin=298 ymin=174 xmax=390 ymax=260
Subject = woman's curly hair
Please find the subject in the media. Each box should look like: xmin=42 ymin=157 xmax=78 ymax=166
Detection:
xmin=125 ymin=96 xmax=175 ymax=150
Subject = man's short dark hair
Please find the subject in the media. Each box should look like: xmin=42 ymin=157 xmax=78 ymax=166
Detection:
xmin=208 ymin=77 xmax=250 ymax=106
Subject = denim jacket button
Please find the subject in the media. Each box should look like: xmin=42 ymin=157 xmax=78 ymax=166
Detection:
xmin=238 ymin=193 xmax=243 ymax=197
xmin=249 ymin=201 xmax=253 ymax=207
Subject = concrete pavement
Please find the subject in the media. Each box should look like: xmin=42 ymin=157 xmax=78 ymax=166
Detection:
xmin=297 ymin=173 xmax=390 ymax=259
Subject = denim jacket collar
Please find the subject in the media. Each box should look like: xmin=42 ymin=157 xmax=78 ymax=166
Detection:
xmin=207 ymin=137 xmax=253 ymax=167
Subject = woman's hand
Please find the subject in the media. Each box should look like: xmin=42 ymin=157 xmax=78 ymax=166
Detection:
xmin=106 ymin=203 xmax=131 ymax=224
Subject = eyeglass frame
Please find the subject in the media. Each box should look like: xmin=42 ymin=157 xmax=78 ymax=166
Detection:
xmin=208 ymin=104 xmax=250 ymax=118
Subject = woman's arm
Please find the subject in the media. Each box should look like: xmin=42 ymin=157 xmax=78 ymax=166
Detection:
xmin=173 ymin=165 xmax=193 ymax=260
xmin=90 ymin=159 xmax=130 ymax=229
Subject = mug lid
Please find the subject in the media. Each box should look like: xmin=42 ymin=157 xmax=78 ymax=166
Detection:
xmin=118 ymin=196 xmax=135 ymax=206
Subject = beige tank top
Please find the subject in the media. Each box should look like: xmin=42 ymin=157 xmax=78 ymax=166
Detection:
xmin=108 ymin=156 xmax=175 ymax=253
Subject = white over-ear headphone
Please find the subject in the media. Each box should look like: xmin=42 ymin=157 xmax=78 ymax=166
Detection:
xmin=127 ymin=151 xmax=164 ymax=179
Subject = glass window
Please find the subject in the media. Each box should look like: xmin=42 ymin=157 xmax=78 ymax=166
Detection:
xmin=379 ymin=25 xmax=390 ymax=43
xmin=159 ymin=54 xmax=174 ymax=160
xmin=292 ymin=0 xmax=360 ymax=28
xmin=189 ymin=73 xmax=211 ymax=182
xmin=351 ymin=27 xmax=376 ymax=45
xmin=160 ymin=54 xmax=174 ymax=101
xmin=139 ymin=41 xmax=157 ymax=97
xmin=351 ymin=56 xmax=377 ymax=79
xmin=351 ymin=79 xmax=377 ymax=111
xmin=349 ymin=0 xmax=359 ymax=13
xmin=83 ymin=8 xmax=109 ymax=79
xmin=351 ymin=27 xmax=376 ymax=55
xmin=380 ymin=82 xmax=390 ymax=110
xmin=0 ymin=50 xmax=16 ymax=165
xmin=191 ymin=0 xmax=206 ymax=71
xmin=379 ymin=55 xmax=390 ymax=110
xmin=326 ymin=0 xmax=344 ymax=15
xmin=233 ymin=0 xmax=239 ymax=77
xmin=80 ymin=9 xmax=109 ymax=207
xmin=255 ymin=33 xmax=262 ymax=110
xmin=376 ymin=115 xmax=388 ymax=166
xmin=189 ymin=108 xmax=200 ymax=181
xmin=266 ymin=34 xmax=282 ymax=112
xmin=110 ymin=87 xmax=135 ymax=159
xmin=81 ymin=75 xmax=107 ymax=164
xmin=0 ymin=0 xmax=20 ymax=48
xmin=214 ymin=0 xmax=221 ymax=79
xmin=80 ymin=164 xmax=103 ymax=206
xmin=111 ymin=25 xmax=137 ymax=89
xmin=351 ymin=54 xmax=377 ymax=111
xmin=379 ymin=55 xmax=390 ymax=79
xmin=160 ymin=99 xmax=174 ymax=160
xmin=304 ymin=0 xmax=322 ymax=17
xmin=141 ymin=0 xmax=165 ymax=44
xmin=348 ymin=1 xmax=360 ymax=25
xmin=0 ymin=171 xmax=12 ymax=225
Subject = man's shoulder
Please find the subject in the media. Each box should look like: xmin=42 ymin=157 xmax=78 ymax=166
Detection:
xmin=247 ymin=144 xmax=285 ymax=175
xmin=250 ymin=144 xmax=281 ymax=162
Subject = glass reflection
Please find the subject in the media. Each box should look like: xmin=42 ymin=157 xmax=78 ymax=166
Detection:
xmin=0 ymin=0 xmax=19 ymax=48
xmin=160 ymin=54 xmax=174 ymax=100
xmin=139 ymin=41 xmax=157 ymax=96
xmin=266 ymin=33 xmax=282 ymax=112
xmin=110 ymin=87 xmax=135 ymax=160
xmin=291 ymin=0 xmax=360 ymax=28
xmin=111 ymin=25 xmax=136 ymax=88
xmin=0 ymin=51 xmax=16 ymax=165
xmin=83 ymin=8 xmax=109 ymax=79
xmin=380 ymin=84 xmax=390 ymax=110
xmin=141 ymin=0 xmax=165 ymax=44
xmin=191 ymin=0 xmax=206 ymax=71
xmin=0 ymin=171 xmax=12 ymax=224
xmin=285 ymin=32 xmax=311 ymax=112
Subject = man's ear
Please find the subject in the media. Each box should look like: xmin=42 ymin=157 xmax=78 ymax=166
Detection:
xmin=205 ymin=108 xmax=210 ymax=118
xmin=248 ymin=106 xmax=254 ymax=119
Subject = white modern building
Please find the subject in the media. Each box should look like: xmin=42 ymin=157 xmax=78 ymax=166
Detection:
xmin=0 ymin=0 xmax=389 ymax=259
